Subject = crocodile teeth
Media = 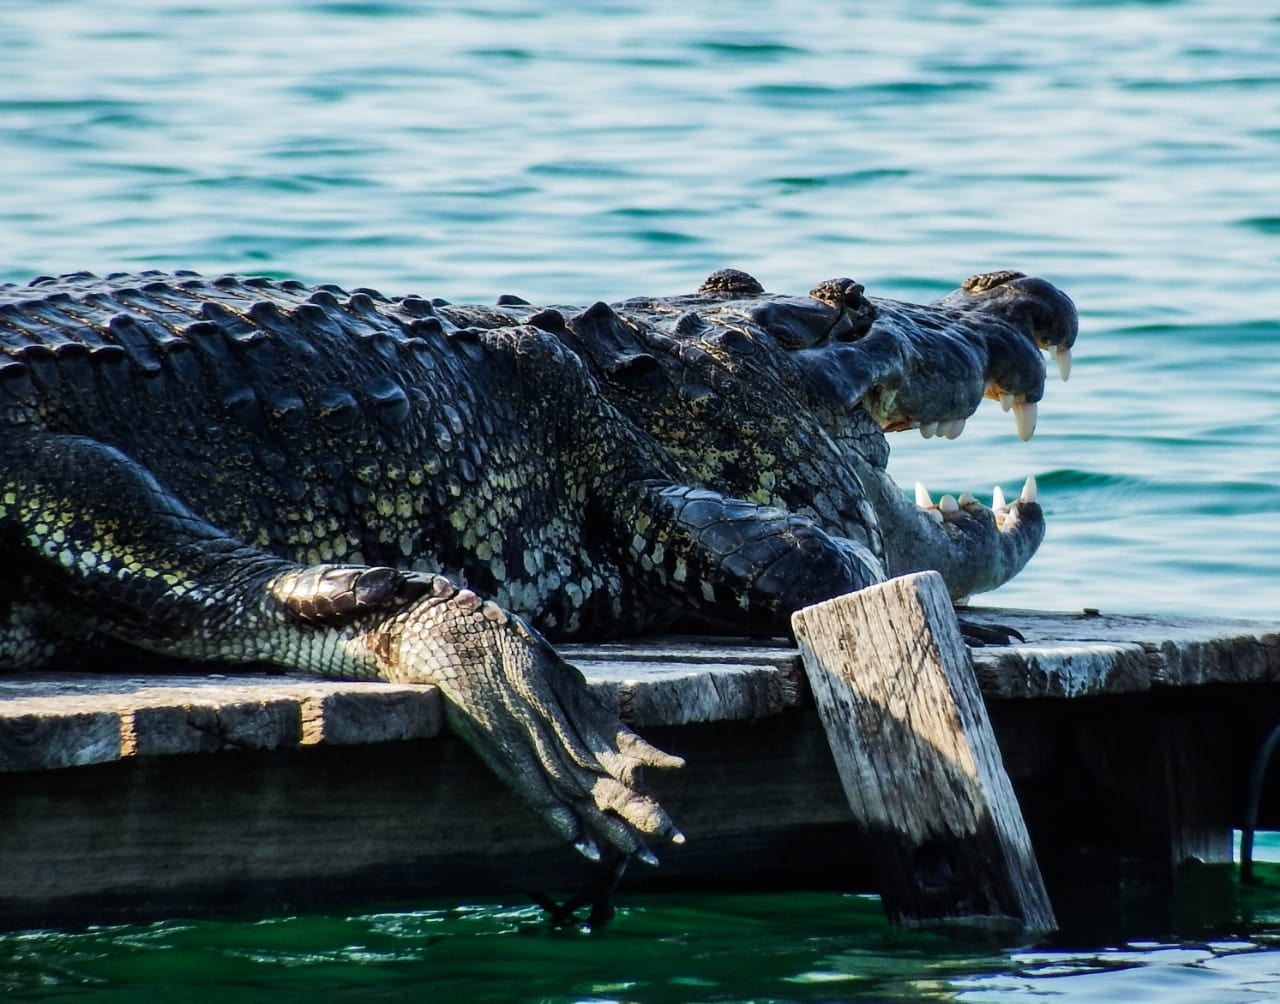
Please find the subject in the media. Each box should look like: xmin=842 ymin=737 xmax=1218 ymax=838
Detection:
xmin=1013 ymin=399 xmax=1037 ymax=441
xmin=1045 ymin=344 xmax=1073 ymax=382
xmin=919 ymin=418 xmax=966 ymax=440
xmin=916 ymin=482 xmax=945 ymax=523
xmin=918 ymin=484 xmax=1031 ymax=524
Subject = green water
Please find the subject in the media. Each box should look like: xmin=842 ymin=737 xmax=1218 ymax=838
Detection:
xmin=7 ymin=877 xmax=1280 ymax=1002
xmin=3 ymin=0 xmax=1280 ymax=997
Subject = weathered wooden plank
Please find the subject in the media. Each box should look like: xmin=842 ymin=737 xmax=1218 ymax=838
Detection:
xmin=963 ymin=608 xmax=1280 ymax=698
xmin=1 ymin=606 xmax=1277 ymax=774
xmin=128 ymin=697 xmax=302 ymax=757
xmin=303 ymin=687 xmax=442 ymax=746
xmin=0 ymin=674 xmax=443 ymax=771
xmin=562 ymin=636 xmax=800 ymax=665
xmin=0 ymin=651 xmax=801 ymax=772
xmin=581 ymin=658 xmax=802 ymax=727
xmin=793 ymin=573 xmax=1056 ymax=933
xmin=570 ymin=609 xmax=1280 ymax=702
xmin=0 ymin=708 xmax=121 ymax=771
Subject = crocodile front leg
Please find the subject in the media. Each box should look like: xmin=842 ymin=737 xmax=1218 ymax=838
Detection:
xmin=362 ymin=573 xmax=684 ymax=860
xmin=615 ymin=479 xmax=885 ymax=634
xmin=271 ymin=566 xmax=684 ymax=861
xmin=0 ymin=432 xmax=683 ymax=863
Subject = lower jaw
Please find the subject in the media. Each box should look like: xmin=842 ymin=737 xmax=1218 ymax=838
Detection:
xmin=861 ymin=473 xmax=1045 ymax=599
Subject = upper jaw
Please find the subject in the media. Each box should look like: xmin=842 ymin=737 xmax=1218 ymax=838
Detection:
xmin=933 ymin=271 xmax=1078 ymax=442
xmin=803 ymin=270 xmax=1078 ymax=445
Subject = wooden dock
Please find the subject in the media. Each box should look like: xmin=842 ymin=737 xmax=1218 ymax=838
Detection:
xmin=1 ymin=574 xmax=1279 ymax=932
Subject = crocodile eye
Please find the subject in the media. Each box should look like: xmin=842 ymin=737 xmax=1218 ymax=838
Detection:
xmin=961 ymin=269 xmax=1026 ymax=294
xmin=828 ymin=303 xmax=876 ymax=344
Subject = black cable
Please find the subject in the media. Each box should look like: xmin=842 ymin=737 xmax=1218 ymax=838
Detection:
xmin=1240 ymin=720 xmax=1280 ymax=885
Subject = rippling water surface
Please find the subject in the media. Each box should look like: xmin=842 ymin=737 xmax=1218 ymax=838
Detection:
xmin=2 ymin=1 xmax=1280 ymax=999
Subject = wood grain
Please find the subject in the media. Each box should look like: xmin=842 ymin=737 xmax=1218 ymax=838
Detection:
xmin=793 ymin=573 xmax=1056 ymax=933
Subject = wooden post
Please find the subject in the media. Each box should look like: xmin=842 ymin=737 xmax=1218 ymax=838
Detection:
xmin=792 ymin=571 xmax=1056 ymax=935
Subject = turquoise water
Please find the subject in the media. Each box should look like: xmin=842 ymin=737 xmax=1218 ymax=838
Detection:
xmin=3 ymin=0 xmax=1280 ymax=998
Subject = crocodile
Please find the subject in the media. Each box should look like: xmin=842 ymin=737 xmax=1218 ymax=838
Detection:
xmin=0 ymin=266 xmax=1076 ymax=886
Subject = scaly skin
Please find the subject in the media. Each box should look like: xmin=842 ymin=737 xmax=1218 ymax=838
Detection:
xmin=0 ymin=267 xmax=1076 ymax=868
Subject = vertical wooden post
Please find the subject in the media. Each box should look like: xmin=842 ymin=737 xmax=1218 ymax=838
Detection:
xmin=792 ymin=571 xmax=1056 ymax=934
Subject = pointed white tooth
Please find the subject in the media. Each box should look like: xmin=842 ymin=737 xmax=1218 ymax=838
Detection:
xmin=1046 ymin=344 xmax=1059 ymax=359
xmin=992 ymin=485 xmax=1008 ymax=510
xmin=915 ymin=482 xmax=934 ymax=509
xmin=958 ymin=491 xmax=977 ymax=507
xmin=939 ymin=493 xmax=959 ymax=514
xmin=919 ymin=422 xmax=938 ymax=439
xmin=943 ymin=418 xmax=966 ymax=440
xmin=1021 ymin=474 xmax=1038 ymax=503
xmin=924 ymin=508 xmax=945 ymax=525
xmin=1056 ymin=347 xmax=1072 ymax=382
xmin=1000 ymin=392 xmax=1015 ymax=412
xmin=1013 ymin=399 xmax=1038 ymax=441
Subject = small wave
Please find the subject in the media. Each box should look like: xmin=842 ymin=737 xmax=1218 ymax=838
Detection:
xmin=1123 ymin=74 xmax=1280 ymax=91
xmin=626 ymin=229 xmax=704 ymax=246
xmin=527 ymin=160 xmax=636 ymax=179
xmin=467 ymin=47 xmax=534 ymax=61
xmin=769 ymin=169 xmax=912 ymax=190
xmin=744 ymin=79 xmax=989 ymax=108
xmin=1106 ymin=320 xmax=1280 ymax=344
xmin=1037 ymin=468 xmax=1280 ymax=520
xmin=694 ymin=40 xmax=805 ymax=59
xmin=1240 ymin=216 xmax=1280 ymax=235
xmin=605 ymin=206 xmax=716 ymax=220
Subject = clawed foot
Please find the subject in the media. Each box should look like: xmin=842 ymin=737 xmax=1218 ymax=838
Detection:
xmin=958 ymin=617 xmax=1025 ymax=647
xmin=529 ymin=853 xmax=630 ymax=929
xmin=375 ymin=577 xmax=685 ymax=862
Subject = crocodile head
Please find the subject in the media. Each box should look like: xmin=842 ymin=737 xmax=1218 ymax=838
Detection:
xmin=567 ymin=267 xmax=1078 ymax=601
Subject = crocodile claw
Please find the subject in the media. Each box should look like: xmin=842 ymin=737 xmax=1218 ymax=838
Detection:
xmin=957 ymin=618 xmax=1026 ymax=647
xmin=376 ymin=583 xmax=684 ymax=863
